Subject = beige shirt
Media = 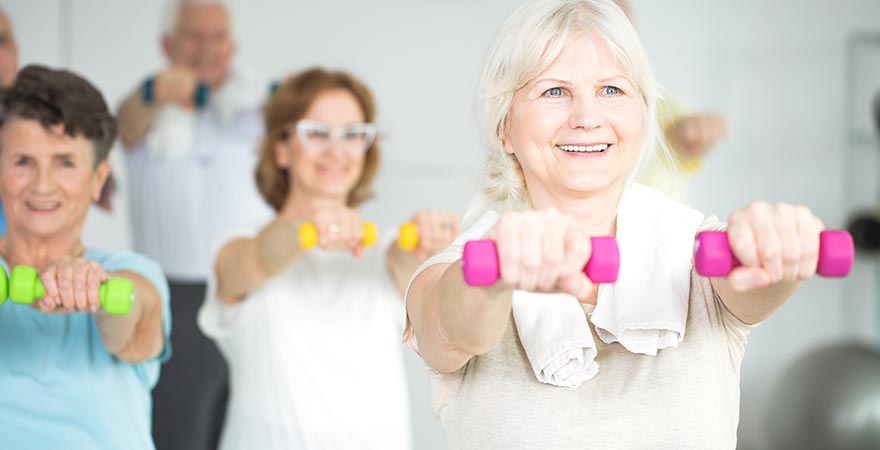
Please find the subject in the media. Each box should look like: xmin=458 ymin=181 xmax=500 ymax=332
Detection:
xmin=427 ymin=274 xmax=751 ymax=450
xmin=404 ymin=200 xmax=754 ymax=450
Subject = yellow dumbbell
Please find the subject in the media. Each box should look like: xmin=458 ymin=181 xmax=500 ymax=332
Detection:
xmin=298 ymin=222 xmax=378 ymax=250
xmin=397 ymin=222 xmax=419 ymax=251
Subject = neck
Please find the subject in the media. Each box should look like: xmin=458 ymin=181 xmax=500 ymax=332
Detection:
xmin=527 ymin=182 xmax=626 ymax=236
xmin=0 ymin=230 xmax=86 ymax=268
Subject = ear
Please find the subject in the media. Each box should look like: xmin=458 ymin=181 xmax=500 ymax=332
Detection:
xmin=274 ymin=139 xmax=291 ymax=169
xmin=161 ymin=36 xmax=174 ymax=61
xmin=500 ymin=114 xmax=515 ymax=155
xmin=91 ymin=159 xmax=112 ymax=202
xmin=501 ymin=132 xmax=515 ymax=155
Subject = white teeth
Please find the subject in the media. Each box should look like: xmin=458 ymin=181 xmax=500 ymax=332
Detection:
xmin=27 ymin=201 xmax=60 ymax=210
xmin=558 ymin=144 xmax=608 ymax=153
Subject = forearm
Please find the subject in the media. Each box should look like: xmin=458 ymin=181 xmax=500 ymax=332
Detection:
xmin=412 ymin=262 xmax=512 ymax=372
xmin=93 ymin=271 xmax=163 ymax=363
xmin=117 ymin=87 xmax=158 ymax=150
xmin=256 ymin=218 xmax=307 ymax=276
xmin=711 ymin=278 xmax=801 ymax=325
xmin=386 ymin=245 xmax=421 ymax=296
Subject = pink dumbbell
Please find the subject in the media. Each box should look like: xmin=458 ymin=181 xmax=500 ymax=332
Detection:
xmin=694 ymin=230 xmax=854 ymax=278
xmin=461 ymin=237 xmax=620 ymax=286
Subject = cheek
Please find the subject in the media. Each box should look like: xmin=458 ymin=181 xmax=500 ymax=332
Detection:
xmin=61 ymin=172 xmax=94 ymax=199
xmin=611 ymin=105 xmax=645 ymax=144
xmin=351 ymin=155 xmax=367 ymax=177
xmin=509 ymin=106 xmax=562 ymax=151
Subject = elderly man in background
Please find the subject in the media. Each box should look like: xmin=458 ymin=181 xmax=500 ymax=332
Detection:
xmin=116 ymin=1 xmax=271 ymax=449
xmin=0 ymin=8 xmax=18 ymax=237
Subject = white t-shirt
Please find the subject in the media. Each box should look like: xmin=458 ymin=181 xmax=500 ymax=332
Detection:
xmin=125 ymin=70 xmax=273 ymax=281
xmin=404 ymin=193 xmax=754 ymax=450
xmin=198 ymin=230 xmax=412 ymax=450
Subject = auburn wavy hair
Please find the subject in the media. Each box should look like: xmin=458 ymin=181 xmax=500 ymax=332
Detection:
xmin=255 ymin=67 xmax=380 ymax=211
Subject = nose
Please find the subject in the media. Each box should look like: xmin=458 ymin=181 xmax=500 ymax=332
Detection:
xmin=324 ymin=137 xmax=347 ymax=160
xmin=567 ymin=94 xmax=605 ymax=131
xmin=32 ymin=165 xmax=56 ymax=194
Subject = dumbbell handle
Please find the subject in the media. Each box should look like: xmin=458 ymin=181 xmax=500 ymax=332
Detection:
xmin=298 ymin=222 xmax=378 ymax=250
xmin=5 ymin=266 xmax=134 ymax=315
xmin=693 ymin=230 xmax=854 ymax=278
xmin=461 ymin=237 xmax=619 ymax=286
xmin=141 ymin=77 xmax=209 ymax=109
xmin=398 ymin=222 xmax=462 ymax=251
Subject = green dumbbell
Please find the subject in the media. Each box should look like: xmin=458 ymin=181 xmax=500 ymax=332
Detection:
xmin=0 ymin=266 xmax=134 ymax=315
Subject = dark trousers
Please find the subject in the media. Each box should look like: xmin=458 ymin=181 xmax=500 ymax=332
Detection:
xmin=152 ymin=281 xmax=228 ymax=450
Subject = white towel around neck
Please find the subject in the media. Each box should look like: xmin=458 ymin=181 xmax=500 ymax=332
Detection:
xmin=512 ymin=183 xmax=705 ymax=387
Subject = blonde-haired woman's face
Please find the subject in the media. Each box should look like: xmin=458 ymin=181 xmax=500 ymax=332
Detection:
xmin=503 ymin=32 xmax=645 ymax=207
xmin=276 ymin=88 xmax=367 ymax=203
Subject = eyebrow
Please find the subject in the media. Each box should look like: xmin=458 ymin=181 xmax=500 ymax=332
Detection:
xmin=532 ymin=78 xmax=572 ymax=86
xmin=598 ymin=75 xmax=633 ymax=85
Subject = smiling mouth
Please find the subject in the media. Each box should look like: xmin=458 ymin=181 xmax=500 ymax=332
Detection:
xmin=557 ymin=144 xmax=609 ymax=153
xmin=25 ymin=200 xmax=61 ymax=211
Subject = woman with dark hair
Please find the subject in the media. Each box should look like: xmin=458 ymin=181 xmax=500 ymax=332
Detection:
xmin=0 ymin=65 xmax=169 ymax=449
xmin=198 ymin=67 xmax=457 ymax=450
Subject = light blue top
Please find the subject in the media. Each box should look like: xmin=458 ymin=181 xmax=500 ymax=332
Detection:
xmin=0 ymin=248 xmax=171 ymax=450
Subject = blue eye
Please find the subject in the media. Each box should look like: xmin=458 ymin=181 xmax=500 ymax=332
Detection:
xmin=59 ymin=157 xmax=75 ymax=168
xmin=14 ymin=156 xmax=30 ymax=166
xmin=544 ymin=87 xmax=564 ymax=97
xmin=602 ymin=86 xmax=622 ymax=96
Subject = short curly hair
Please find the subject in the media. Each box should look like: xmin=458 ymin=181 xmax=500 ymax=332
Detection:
xmin=0 ymin=65 xmax=117 ymax=165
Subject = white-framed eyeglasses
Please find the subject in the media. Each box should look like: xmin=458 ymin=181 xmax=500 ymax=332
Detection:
xmin=290 ymin=119 xmax=377 ymax=154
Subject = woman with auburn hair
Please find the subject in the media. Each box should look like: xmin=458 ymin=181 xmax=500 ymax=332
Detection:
xmin=198 ymin=67 xmax=458 ymax=450
xmin=404 ymin=1 xmax=831 ymax=449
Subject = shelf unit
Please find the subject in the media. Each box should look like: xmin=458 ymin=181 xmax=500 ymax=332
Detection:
xmin=844 ymin=31 xmax=880 ymax=342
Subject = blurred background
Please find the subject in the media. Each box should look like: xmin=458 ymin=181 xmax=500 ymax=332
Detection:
xmin=4 ymin=0 xmax=880 ymax=448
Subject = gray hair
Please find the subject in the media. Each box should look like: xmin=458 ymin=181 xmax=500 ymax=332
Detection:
xmin=160 ymin=0 xmax=235 ymax=37
xmin=471 ymin=0 xmax=669 ymax=215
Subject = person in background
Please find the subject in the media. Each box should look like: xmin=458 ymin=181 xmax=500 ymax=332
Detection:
xmin=198 ymin=67 xmax=459 ymax=450
xmin=613 ymin=0 xmax=728 ymax=199
xmin=116 ymin=0 xmax=272 ymax=448
xmin=0 ymin=7 xmax=19 ymax=236
xmin=0 ymin=65 xmax=170 ymax=450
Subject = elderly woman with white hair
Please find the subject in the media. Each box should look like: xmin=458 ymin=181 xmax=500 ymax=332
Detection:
xmin=404 ymin=0 xmax=829 ymax=448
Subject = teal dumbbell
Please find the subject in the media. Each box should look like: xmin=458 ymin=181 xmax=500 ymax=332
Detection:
xmin=0 ymin=266 xmax=134 ymax=315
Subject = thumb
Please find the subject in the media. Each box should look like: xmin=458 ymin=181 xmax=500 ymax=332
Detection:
xmin=559 ymin=273 xmax=596 ymax=304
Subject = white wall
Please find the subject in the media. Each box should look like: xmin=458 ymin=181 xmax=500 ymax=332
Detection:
xmin=5 ymin=0 xmax=880 ymax=449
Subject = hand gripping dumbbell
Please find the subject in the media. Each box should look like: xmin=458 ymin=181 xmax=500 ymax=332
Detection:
xmin=461 ymin=237 xmax=620 ymax=286
xmin=693 ymin=230 xmax=854 ymax=278
xmin=297 ymin=222 xmax=379 ymax=250
xmin=0 ymin=266 xmax=134 ymax=315
xmin=142 ymin=76 xmax=209 ymax=109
